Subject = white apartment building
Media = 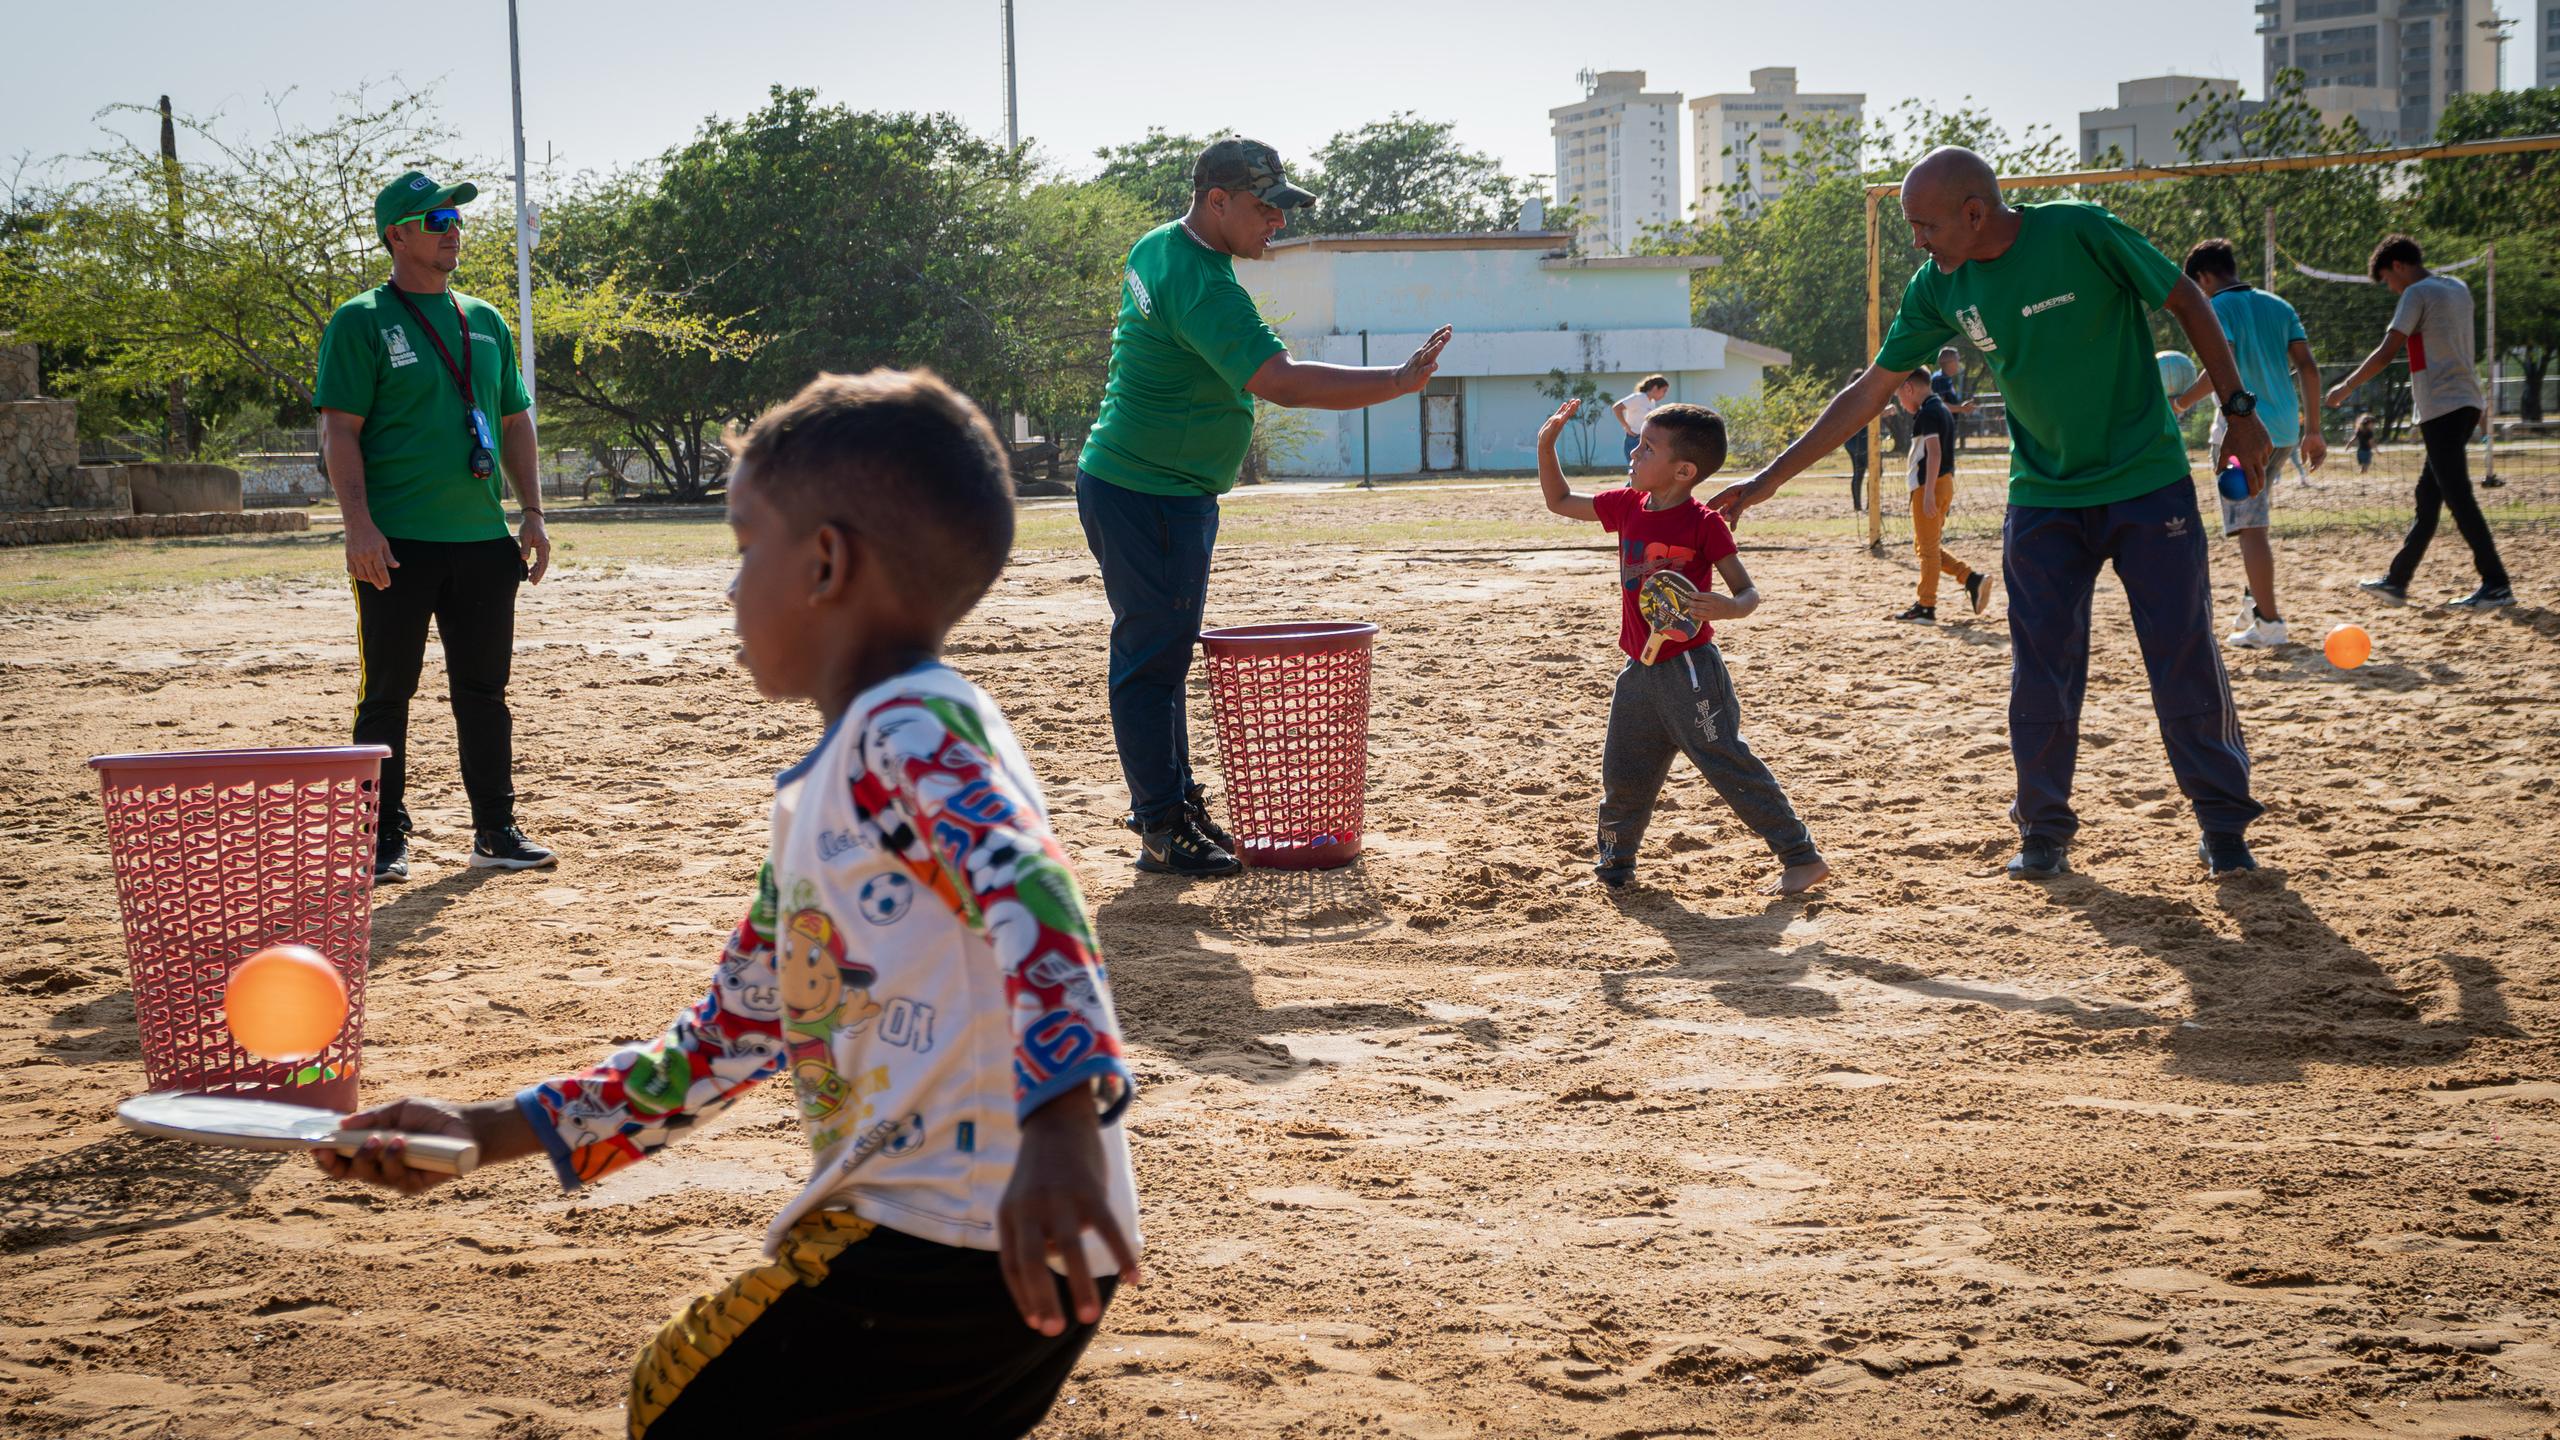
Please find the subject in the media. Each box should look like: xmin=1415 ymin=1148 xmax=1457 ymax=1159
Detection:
xmin=1548 ymin=70 xmax=1683 ymax=256
xmin=2539 ymin=0 xmax=2559 ymax=87
xmin=2258 ymin=0 xmax=2499 ymax=144
xmin=2079 ymin=75 xmax=2264 ymax=163
xmin=1688 ymin=68 xmax=1864 ymax=220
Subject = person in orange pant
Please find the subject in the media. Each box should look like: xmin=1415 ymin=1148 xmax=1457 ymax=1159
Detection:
xmin=1894 ymin=369 xmax=1990 ymax=622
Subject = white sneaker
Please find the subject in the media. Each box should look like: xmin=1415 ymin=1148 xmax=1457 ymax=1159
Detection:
xmin=2230 ymin=593 xmax=2258 ymax=637
xmin=2224 ymin=616 xmax=2288 ymax=648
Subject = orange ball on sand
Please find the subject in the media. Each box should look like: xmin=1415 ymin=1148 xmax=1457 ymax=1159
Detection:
xmin=224 ymin=944 xmax=349 ymax=1063
xmin=2324 ymin=623 xmax=2373 ymax=670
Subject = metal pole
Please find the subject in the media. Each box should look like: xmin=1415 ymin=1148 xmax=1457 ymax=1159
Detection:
xmin=1001 ymin=0 xmax=1020 ymax=150
xmin=508 ymin=0 xmax=537 ymax=415
xmin=1359 ymin=329 xmax=1371 ymax=489
xmin=2484 ymin=240 xmax=2498 ymax=486
xmin=157 ymin=95 xmax=189 ymax=457
xmin=1864 ymin=189 xmax=1883 ymax=552
xmin=2262 ymin=205 xmax=2277 ymax=292
xmin=1863 ymin=132 xmax=2560 ymax=201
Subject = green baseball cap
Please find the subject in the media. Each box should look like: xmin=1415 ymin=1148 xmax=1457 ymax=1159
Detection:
xmin=373 ymin=170 xmax=479 ymax=234
xmin=1192 ymin=138 xmax=1319 ymax=209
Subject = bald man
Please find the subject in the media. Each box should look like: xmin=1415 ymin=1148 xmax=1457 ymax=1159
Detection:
xmin=1710 ymin=147 xmax=2272 ymax=882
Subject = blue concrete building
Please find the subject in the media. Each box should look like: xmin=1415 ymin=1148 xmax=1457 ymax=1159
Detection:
xmin=1251 ymin=228 xmax=1788 ymax=476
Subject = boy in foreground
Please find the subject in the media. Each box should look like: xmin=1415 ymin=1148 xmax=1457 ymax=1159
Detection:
xmin=1537 ymin=399 xmax=1828 ymax=897
xmin=318 ymin=370 xmax=1142 ymax=1439
xmin=1894 ymin=368 xmax=1990 ymax=624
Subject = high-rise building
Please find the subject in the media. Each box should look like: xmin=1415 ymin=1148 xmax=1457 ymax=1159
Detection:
xmin=2258 ymin=0 xmax=2500 ymax=145
xmin=1549 ymin=70 xmax=1683 ymax=255
xmin=2079 ymin=76 xmax=2264 ymax=164
xmin=1688 ymin=68 xmax=1864 ymax=220
xmin=2538 ymin=0 xmax=2559 ymax=87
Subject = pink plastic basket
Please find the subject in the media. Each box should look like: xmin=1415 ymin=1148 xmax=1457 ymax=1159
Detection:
xmin=87 ymin=745 xmax=388 ymax=1109
xmin=1198 ymin=622 xmax=1377 ymax=870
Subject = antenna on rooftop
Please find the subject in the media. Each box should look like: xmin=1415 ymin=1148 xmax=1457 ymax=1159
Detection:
xmin=1577 ymin=68 xmax=1598 ymax=97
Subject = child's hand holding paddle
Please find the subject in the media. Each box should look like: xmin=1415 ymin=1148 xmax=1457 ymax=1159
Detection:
xmin=316 ymin=1096 xmax=540 ymax=1196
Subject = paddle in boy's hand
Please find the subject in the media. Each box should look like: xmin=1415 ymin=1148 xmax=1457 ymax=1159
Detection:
xmin=1637 ymin=569 xmax=1702 ymax=663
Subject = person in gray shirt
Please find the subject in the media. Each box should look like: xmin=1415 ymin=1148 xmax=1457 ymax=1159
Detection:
xmin=2326 ymin=234 xmax=2512 ymax=608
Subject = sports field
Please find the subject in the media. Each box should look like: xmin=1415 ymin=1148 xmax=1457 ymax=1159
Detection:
xmin=2 ymin=470 xmax=2556 ymax=1438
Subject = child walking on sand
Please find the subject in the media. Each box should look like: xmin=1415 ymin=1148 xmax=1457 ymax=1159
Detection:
xmin=1535 ymin=398 xmax=1828 ymax=896
xmin=318 ymin=370 xmax=1141 ymax=1440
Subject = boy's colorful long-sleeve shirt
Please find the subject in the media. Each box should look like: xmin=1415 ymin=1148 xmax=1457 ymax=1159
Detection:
xmin=517 ymin=663 xmax=1140 ymax=1264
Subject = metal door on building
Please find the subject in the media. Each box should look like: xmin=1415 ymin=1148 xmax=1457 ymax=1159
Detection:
xmin=1422 ymin=381 xmax=1462 ymax=471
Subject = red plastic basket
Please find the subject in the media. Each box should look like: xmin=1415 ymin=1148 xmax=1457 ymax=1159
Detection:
xmin=1198 ymin=622 xmax=1377 ymax=870
xmin=87 ymin=745 xmax=388 ymax=1109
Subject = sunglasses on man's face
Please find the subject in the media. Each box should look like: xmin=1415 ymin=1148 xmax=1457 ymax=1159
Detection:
xmin=403 ymin=208 xmax=464 ymax=234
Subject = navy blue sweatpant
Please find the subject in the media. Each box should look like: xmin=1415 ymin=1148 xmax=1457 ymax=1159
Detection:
xmin=1076 ymin=471 xmax=1218 ymax=829
xmin=2004 ymin=477 xmax=2262 ymax=844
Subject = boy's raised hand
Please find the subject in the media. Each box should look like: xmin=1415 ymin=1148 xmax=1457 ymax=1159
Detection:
xmin=1000 ymin=1088 xmax=1143 ymax=1336
xmin=1537 ymin=399 xmax=1581 ymax=446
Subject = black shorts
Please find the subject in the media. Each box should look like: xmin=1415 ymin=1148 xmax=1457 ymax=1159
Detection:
xmin=631 ymin=1212 xmax=1114 ymax=1439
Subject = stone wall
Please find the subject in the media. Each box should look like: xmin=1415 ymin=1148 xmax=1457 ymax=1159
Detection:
xmin=0 ymin=341 xmax=36 ymax=403
xmin=126 ymin=462 xmax=244 ymax=515
xmin=0 ymin=397 xmax=80 ymax=511
xmin=0 ymin=510 xmax=308 ymax=547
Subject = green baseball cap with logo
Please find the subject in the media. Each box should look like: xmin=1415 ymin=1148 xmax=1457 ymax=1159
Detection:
xmin=373 ymin=170 xmax=480 ymax=235
xmin=1192 ymin=138 xmax=1319 ymax=209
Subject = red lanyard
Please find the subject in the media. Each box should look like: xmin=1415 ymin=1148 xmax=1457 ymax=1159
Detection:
xmin=385 ymin=283 xmax=475 ymax=407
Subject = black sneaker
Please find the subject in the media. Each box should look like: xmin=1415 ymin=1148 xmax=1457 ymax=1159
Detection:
xmin=2448 ymin=583 xmax=2515 ymax=610
xmin=1183 ymin=783 xmax=1237 ymax=855
xmin=2006 ymin=835 xmax=2068 ymax=879
xmin=1594 ymin=845 xmax=1637 ymax=889
xmin=1136 ymin=816 xmax=1241 ymax=877
xmin=2198 ymin=830 xmax=2258 ymax=876
xmin=1896 ymin=603 xmax=1937 ymax=623
xmin=373 ymin=830 xmax=409 ymax=884
xmin=469 ymin=826 xmax=558 ymax=871
xmin=1964 ymin=572 xmax=1990 ymax=615
xmin=2358 ymin=577 xmax=2408 ymax=603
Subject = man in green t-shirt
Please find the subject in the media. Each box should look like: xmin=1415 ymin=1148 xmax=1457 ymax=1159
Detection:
xmin=1709 ymin=147 xmax=2272 ymax=882
xmin=315 ymin=171 xmax=555 ymax=883
xmin=1078 ymin=137 xmax=1452 ymax=877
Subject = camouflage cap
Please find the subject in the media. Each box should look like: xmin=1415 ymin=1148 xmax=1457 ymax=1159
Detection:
xmin=1192 ymin=137 xmax=1319 ymax=209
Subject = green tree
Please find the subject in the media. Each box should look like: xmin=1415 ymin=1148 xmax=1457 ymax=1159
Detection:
xmin=0 ymin=87 xmax=734 ymax=458
xmin=1296 ymin=113 xmax=1530 ymax=235
xmin=2421 ymin=88 xmax=2560 ymax=421
xmin=537 ymin=88 xmax=1145 ymax=497
xmin=1091 ymin=127 xmax=1214 ymax=222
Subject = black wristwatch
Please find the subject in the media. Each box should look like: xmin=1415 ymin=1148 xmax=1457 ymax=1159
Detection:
xmin=2221 ymin=388 xmax=2258 ymax=419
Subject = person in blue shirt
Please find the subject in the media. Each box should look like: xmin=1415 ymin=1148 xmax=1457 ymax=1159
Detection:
xmin=2169 ymin=238 xmax=2328 ymax=648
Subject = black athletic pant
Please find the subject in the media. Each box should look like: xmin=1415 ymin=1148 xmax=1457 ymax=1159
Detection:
xmin=2387 ymin=406 xmax=2509 ymax=591
xmin=352 ymin=535 xmax=523 ymax=837
xmin=642 ymin=1225 xmax=1114 ymax=1439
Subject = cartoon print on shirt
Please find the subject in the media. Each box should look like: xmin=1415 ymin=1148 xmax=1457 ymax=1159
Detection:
xmin=778 ymin=906 xmax=883 ymax=1123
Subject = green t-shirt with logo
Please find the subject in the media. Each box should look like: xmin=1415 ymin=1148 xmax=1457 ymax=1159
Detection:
xmin=1876 ymin=200 xmax=2187 ymax=509
xmin=1081 ymin=222 xmax=1289 ymax=498
xmin=314 ymin=284 xmax=532 ymax=542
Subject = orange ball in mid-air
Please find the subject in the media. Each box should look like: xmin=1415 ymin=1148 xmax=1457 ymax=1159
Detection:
xmin=224 ymin=944 xmax=349 ymax=1062
xmin=2325 ymin=623 xmax=2373 ymax=670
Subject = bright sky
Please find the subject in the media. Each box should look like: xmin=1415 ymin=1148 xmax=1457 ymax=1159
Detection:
xmin=6 ymin=0 xmax=2308 ymax=205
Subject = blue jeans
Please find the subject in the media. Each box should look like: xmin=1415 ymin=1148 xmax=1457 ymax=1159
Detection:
xmin=2004 ymin=478 xmax=2261 ymax=843
xmin=1077 ymin=472 xmax=1219 ymax=828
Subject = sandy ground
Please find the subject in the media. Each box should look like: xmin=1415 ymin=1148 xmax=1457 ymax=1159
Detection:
xmin=1 ymin=479 xmax=2556 ymax=1439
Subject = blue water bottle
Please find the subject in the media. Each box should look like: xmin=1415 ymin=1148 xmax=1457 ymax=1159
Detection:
xmin=2216 ymin=456 xmax=2251 ymax=501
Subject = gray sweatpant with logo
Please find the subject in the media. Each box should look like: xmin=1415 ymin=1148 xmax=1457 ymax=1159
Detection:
xmin=1597 ymin=643 xmax=1820 ymax=870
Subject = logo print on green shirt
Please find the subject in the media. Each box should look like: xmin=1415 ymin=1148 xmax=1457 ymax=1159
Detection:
xmin=1125 ymin=267 xmax=1153 ymax=318
xmin=383 ymin=325 xmax=418 ymax=368
xmin=1956 ymin=305 xmax=1997 ymax=353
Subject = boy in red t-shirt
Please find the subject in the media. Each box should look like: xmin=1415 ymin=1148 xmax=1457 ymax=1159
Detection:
xmin=1537 ymin=399 xmax=1829 ymax=896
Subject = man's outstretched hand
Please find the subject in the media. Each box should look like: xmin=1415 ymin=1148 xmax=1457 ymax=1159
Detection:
xmin=1394 ymin=326 xmax=1455 ymax=395
xmin=1705 ymin=473 xmax=1775 ymax=525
